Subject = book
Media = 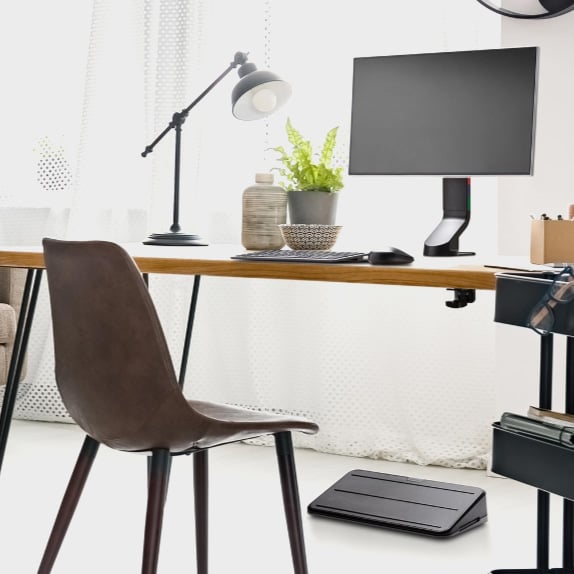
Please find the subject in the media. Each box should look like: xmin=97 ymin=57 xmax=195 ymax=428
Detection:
xmin=499 ymin=412 xmax=574 ymax=448
xmin=527 ymin=406 xmax=574 ymax=427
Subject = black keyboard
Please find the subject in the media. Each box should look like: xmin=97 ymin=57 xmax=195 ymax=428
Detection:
xmin=232 ymin=250 xmax=368 ymax=263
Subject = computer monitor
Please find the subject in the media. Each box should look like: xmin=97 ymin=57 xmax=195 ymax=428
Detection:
xmin=349 ymin=47 xmax=538 ymax=256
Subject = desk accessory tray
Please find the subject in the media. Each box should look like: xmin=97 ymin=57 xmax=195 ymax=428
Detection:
xmin=495 ymin=271 xmax=574 ymax=336
xmin=307 ymin=469 xmax=487 ymax=537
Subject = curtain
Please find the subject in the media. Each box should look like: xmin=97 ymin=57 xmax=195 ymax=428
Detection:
xmin=7 ymin=0 xmax=501 ymax=469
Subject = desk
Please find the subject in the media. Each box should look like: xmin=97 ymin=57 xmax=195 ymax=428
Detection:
xmin=0 ymin=243 xmax=517 ymax=481
xmin=0 ymin=243 xmax=500 ymax=288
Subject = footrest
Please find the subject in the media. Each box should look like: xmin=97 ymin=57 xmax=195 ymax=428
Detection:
xmin=308 ymin=469 xmax=487 ymax=537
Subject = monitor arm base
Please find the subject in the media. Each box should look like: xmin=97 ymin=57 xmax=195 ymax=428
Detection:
xmin=423 ymin=178 xmax=473 ymax=257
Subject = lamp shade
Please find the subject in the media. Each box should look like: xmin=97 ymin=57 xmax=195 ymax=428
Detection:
xmin=475 ymin=0 xmax=574 ymax=18
xmin=232 ymin=69 xmax=291 ymax=120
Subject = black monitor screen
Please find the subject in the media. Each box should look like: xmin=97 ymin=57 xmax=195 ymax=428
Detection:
xmin=349 ymin=47 xmax=538 ymax=176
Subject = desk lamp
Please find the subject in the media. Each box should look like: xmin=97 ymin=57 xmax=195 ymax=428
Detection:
xmin=142 ymin=51 xmax=291 ymax=246
xmin=475 ymin=0 xmax=574 ymax=18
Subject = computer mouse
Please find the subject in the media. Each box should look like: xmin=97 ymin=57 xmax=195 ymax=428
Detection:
xmin=368 ymin=247 xmax=414 ymax=265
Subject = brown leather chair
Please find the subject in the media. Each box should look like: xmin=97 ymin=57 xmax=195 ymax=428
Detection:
xmin=39 ymin=238 xmax=318 ymax=574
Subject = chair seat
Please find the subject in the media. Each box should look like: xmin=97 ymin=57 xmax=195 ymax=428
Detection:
xmin=188 ymin=399 xmax=319 ymax=450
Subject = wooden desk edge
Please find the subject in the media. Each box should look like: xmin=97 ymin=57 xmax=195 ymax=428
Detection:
xmin=0 ymin=250 xmax=500 ymax=289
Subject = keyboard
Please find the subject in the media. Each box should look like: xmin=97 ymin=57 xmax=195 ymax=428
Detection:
xmin=232 ymin=250 xmax=368 ymax=263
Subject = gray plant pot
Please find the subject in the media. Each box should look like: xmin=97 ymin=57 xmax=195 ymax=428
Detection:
xmin=287 ymin=190 xmax=339 ymax=224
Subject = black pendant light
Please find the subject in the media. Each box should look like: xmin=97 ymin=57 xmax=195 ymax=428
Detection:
xmin=476 ymin=0 xmax=574 ymax=18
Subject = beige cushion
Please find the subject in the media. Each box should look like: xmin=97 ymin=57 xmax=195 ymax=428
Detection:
xmin=0 ymin=304 xmax=16 ymax=344
xmin=0 ymin=268 xmax=26 ymax=311
xmin=0 ymin=269 xmax=27 ymax=386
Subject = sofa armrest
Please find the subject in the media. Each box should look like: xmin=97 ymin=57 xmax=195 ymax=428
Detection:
xmin=0 ymin=303 xmax=16 ymax=386
xmin=0 ymin=269 xmax=27 ymax=386
xmin=0 ymin=268 xmax=26 ymax=315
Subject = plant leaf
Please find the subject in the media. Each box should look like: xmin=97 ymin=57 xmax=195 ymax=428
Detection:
xmin=320 ymin=127 xmax=338 ymax=166
xmin=270 ymin=118 xmax=344 ymax=192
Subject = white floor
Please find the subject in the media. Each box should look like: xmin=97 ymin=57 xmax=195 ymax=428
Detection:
xmin=0 ymin=420 xmax=564 ymax=573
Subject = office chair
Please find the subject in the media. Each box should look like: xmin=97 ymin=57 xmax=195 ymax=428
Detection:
xmin=38 ymin=238 xmax=318 ymax=574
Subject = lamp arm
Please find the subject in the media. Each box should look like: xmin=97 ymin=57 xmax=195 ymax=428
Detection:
xmin=141 ymin=52 xmax=248 ymax=158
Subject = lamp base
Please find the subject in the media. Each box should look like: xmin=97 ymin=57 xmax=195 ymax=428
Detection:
xmin=143 ymin=231 xmax=208 ymax=246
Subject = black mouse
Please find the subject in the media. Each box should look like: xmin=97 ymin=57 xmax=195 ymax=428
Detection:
xmin=368 ymin=247 xmax=414 ymax=265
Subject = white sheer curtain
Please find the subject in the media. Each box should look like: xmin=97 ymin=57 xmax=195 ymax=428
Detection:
xmin=7 ymin=0 xmax=502 ymax=469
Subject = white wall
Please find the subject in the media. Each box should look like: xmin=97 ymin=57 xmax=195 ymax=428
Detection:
xmin=496 ymin=13 xmax=574 ymax=416
xmin=499 ymin=15 xmax=574 ymax=255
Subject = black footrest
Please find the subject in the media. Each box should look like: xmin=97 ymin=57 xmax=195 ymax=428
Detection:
xmin=308 ymin=469 xmax=487 ymax=537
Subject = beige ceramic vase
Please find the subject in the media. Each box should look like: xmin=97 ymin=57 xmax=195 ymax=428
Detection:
xmin=241 ymin=173 xmax=287 ymax=250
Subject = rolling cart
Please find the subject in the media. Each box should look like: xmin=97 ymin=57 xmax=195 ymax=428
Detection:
xmin=492 ymin=270 xmax=574 ymax=574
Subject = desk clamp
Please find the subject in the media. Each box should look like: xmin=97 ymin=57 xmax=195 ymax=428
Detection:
xmin=445 ymin=288 xmax=476 ymax=308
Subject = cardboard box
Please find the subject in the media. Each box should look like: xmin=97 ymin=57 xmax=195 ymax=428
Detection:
xmin=530 ymin=219 xmax=574 ymax=264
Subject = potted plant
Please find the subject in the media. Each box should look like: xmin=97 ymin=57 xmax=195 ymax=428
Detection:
xmin=270 ymin=118 xmax=344 ymax=224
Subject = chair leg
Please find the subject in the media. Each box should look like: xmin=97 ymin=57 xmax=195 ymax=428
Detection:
xmin=142 ymin=449 xmax=171 ymax=574
xmin=38 ymin=435 xmax=100 ymax=574
xmin=147 ymin=454 xmax=172 ymax=506
xmin=194 ymin=449 xmax=208 ymax=574
xmin=274 ymin=432 xmax=309 ymax=574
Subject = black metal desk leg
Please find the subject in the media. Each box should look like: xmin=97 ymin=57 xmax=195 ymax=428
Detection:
xmin=146 ymin=274 xmax=201 ymax=505
xmin=537 ymin=334 xmax=553 ymax=571
xmin=563 ymin=336 xmax=574 ymax=569
xmin=178 ymin=275 xmax=201 ymax=389
xmin=0 ymin=269 xmax=43 ymax=477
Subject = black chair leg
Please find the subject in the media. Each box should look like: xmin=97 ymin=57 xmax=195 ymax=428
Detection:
xmin=38 ymin=435 xmax=100 ymax=574
xmin=147 ymin=454 xmax=172 ymax=506
xmin=274 ymin=432 xmax=309 ymax=574
xmin=194 ymin=449 xmax=208 ymax=574
xmin=142 ymin=449 xmax=171 ymax=574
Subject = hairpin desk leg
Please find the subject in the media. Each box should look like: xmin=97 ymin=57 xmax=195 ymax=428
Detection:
xmin=178 ymin=275 xmax=201 ymax=389
xmin=536 ymin=334 xmax=553 ymax=572
xmin=563 ymin=337 xmax=574 ymax=569
xmin=0 ymin=269 xmax=43 ymax=477
xmin=145 ymin=274 xmax=202 ymax=506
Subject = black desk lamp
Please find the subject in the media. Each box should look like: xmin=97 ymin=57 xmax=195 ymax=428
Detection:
xmin=141 ymin=51 xmax=291 ymax=246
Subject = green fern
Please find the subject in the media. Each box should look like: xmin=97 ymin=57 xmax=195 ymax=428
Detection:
xmin=270 ymin=119 xmax=344 ymax=192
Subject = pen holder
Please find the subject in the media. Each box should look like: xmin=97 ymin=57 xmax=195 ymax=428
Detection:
xmin=530 ymin=219 xmax=574 ymax=264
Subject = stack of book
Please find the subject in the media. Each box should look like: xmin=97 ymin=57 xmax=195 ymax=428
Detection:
xmin=499 ymin=407 xmax=574 ymax=448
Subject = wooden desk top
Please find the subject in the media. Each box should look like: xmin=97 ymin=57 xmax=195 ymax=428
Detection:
xmin=0 ymin=243 xmax=536 ymax=290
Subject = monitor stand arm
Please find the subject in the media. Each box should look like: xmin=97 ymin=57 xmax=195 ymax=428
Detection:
xmin=423 ymin=177 xmax=475 ymax=257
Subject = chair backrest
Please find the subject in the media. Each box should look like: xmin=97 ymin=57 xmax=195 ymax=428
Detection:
xmin=42 ymin=238 xmax=197 ymax=450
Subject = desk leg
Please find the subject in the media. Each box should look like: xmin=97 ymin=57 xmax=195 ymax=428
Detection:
xmin=563 ymin=337 xmax=574 ymax=569
xmin=142 ymin=273 xmax=200 ymax=389
xmin=145 ymin=274 xmax=201 ymax=505
xmin=178 ymin=275 xmax=201 ymax=389
xmin=536 ymin=334 xmax=553 ymax=572
xmin=0 ymin=269 xmax=43 ymax=477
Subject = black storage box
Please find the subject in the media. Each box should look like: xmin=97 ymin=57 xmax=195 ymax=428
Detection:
xmin=494 ymin=271 xmax=574 ymax=336
xmin=492 ymin=422 xmax=574 ymax=501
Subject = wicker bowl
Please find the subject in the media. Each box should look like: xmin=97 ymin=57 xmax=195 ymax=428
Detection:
xmin=279 ymin=224 xmax=342 ymax=250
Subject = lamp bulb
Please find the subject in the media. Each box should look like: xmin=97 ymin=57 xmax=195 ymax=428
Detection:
xmin=252 ymin=88 xmax=277 ymax=113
